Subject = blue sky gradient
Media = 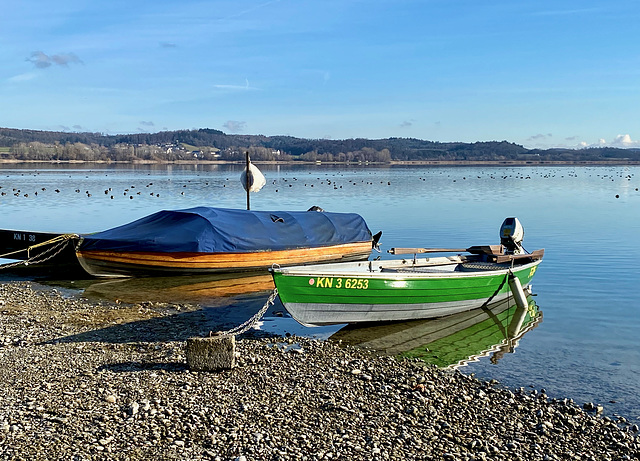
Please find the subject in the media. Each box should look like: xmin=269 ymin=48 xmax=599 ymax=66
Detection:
xmin=2 ymin=0 xmax=639 ymax=149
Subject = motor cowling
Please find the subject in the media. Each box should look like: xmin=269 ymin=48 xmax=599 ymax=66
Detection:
xmin=500 ymin=217 xmax=525 ymax=254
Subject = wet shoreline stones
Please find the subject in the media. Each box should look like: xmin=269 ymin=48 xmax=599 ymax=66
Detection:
xmin=1 ymin=281 xmax=639 ymax=460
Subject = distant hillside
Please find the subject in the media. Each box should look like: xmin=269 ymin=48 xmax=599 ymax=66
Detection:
xmin=1 ymin=127 xmax=639 ymax=163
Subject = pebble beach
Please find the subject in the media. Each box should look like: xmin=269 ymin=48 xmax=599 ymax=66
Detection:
xmin=1 ymin=281 xmax=639 ymax=461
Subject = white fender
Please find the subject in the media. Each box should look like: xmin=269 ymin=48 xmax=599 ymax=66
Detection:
xmin=507 ymin=272 xmax=529 ymax=337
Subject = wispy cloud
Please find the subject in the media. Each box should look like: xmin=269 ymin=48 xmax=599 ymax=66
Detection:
xmin=213 ymin=79 xmax=257 ymax=91
xmin=579 ymin=134 xmax=640 ymax=148
xmin=527 ymin=133 xmax=553 ymax=141
xmin=8 ymin=73 xmax=36 ymax=82
xmin=222 ymin=0 xmax=282 ymax=21
xmin=138 ymin=121 xmax=155 ymax=132
xmin=531 ymin=7 xmax=602 ymax=17
xmin=57 ymin=125 xmax=86 ymax=132
xmin=609 ymin=134 xmax=639 ymax=148
xmin=26 ymin=51 xmax=83 ymax=69
xmin=223 ymin=120 xmax=246 ymax=133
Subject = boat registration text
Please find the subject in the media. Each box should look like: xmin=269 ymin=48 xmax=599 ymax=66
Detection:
xmin=309 ymin=277 xmax=369 ymax=289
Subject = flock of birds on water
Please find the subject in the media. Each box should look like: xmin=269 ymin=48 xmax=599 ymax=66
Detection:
xmin=0 ymin=167 xmax=636 ymax=201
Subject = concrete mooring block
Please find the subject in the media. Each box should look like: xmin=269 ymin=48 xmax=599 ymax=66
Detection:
xmin=186 ymin=335 xmax=236 ymax=371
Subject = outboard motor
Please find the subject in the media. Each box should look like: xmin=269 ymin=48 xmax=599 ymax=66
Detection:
xmin=500 ymin=217 xmax=525 ymax=255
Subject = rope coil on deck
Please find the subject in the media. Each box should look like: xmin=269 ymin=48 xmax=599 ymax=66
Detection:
xmin=0 ymin=234 xmax=78 ymax=270
xmin=215 ymin=288 xmax=279 ymax=337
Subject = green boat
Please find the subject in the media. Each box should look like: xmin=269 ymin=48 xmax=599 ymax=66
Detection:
xmin=270 ymin=218 xmax=543 ymax=326
xmin=330 ymin=292 xmax=542 ymax=369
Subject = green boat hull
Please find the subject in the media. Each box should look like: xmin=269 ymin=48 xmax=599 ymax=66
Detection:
xmin=272 ymin=259 xmax=541 ymax=326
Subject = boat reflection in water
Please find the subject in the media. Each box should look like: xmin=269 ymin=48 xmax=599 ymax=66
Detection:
xmin=44 ymin=273 xmax=540 ymax=367
xmin=49 ymin=272 xmax=275 ymax=306
xmin=330 ymin=293 xmax=542 ymax=369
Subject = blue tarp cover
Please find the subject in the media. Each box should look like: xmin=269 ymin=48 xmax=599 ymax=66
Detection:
xmin=79 ymin=206 xmax=372 ymax=253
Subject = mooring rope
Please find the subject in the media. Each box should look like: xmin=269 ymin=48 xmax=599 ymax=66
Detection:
xmin=0 ymin=234 xmax=78 ymax=270
xmin=215 ymin=288 xmax=279 ymax=337
xmin=479 ymin=270 xmax=511 ymax=310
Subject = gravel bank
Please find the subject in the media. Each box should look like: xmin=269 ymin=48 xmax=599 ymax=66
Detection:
xmin=0 ymin=281 xmax=638 ymax=461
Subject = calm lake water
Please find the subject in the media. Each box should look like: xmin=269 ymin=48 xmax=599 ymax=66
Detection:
xmin=1 ymin=163 xmax=639 ymax=422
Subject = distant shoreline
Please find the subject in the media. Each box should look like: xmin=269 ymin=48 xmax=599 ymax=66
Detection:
xmin=1 ymin=159 xmax=639 ymax=166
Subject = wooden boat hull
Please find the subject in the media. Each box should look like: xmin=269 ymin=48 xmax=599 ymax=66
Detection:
xmin=271 ymin=256 xmax=542 ymax=326
xmin=76 ymin=241 xmax=373 ymax=277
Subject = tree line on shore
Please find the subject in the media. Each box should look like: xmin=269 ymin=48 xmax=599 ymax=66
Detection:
xmin=1 ymin=127 xmax=639 ymax=163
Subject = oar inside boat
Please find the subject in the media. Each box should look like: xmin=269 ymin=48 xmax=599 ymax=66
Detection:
xmin=388 ymin=245 xmax=500 ymax=255
xmin=388 ymin=218 xmax=543 ymax=263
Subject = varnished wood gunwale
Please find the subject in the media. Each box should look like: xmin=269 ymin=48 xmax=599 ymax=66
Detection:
xmin=75 ymin=241 xmax=373 ymax=276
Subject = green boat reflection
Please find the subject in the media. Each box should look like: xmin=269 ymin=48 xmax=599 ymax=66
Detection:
xmin=330 ymin=293 xmax=541 ymax=369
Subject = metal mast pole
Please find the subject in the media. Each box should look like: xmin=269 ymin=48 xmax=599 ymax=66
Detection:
xmin=245 ymin=151 xmax=251 ymax=210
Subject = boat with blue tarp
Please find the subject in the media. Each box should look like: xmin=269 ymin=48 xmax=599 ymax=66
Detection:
xmin=74 ymin=206 xmax=375 ymax=277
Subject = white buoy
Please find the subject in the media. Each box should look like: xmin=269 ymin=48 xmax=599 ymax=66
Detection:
xmin=241 ymin=163 xmax=266 ymax=193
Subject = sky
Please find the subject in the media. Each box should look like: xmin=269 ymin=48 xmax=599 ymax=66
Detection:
xmin=1 ymin=0 xmax=639 ymax=149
